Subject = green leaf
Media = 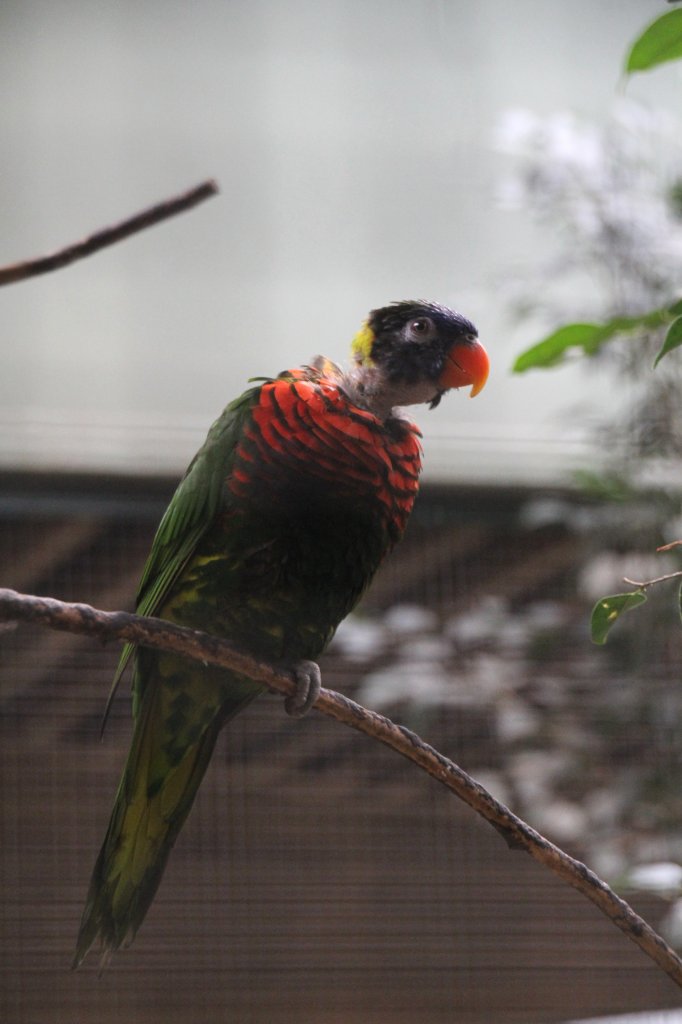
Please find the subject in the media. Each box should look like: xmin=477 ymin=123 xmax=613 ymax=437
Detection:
xmin=513 ymin=323 xmax=609 ymax=373
xmin=654 ymin=316 xmax=682 ymax=367
xmin=591 ymin=591 xmax=647 ymax=645
xmin=512 ymin=307 xmax=674 ymax=374
xmin=626 ymin=9 xmax=682 ymax=73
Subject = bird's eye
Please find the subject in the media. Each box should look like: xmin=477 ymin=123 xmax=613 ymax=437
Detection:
xmin=408 ymin=317 xmax=434 ymax=339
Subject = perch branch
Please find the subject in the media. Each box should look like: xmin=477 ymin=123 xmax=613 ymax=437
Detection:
xmin=1 ymin=586 xmax=681 ymax=989
xmin=0 ymin=180 xmax=219 ymax=286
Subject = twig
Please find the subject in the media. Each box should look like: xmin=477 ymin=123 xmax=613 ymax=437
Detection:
xmin=0 ymin=180 xmax=219 ymax=287
xmin=623 ymin=540 xmax=682 ymax=588
xmin=624 ymin=570 xmax=682 ymax=589
xmin=1 ymin=586 xmax=681 ymax=988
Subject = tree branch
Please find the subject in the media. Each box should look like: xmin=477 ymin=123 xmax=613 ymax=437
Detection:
xmin=0 ymin=180 xmax=219 ymax=286
xmin=624 ymin=570 xmax=682 ymax=589
xmin=1 ymin=586 xmax=680 ymax=988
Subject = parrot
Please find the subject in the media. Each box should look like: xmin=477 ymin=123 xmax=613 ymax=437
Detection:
xmin=73 ymin=299 xmax=489 ymax=966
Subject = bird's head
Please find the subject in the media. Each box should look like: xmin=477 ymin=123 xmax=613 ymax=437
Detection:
xmin=350 ymin=300 xmax=489 ymax=413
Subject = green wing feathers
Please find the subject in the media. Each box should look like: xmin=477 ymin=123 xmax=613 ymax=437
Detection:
xmin=101 ymin=388 xmax=260 ymax=727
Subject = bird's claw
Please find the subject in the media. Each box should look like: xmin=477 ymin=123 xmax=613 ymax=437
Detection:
xmin=284 ymin=660 xmax=321 ymax=718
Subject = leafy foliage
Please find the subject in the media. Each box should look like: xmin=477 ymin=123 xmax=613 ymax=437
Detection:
xmin=506 ymin=5 xmax=682 ymax=653
xmin=625 ymin=8 xmax=682 ymax=74
xmin=513 ymin=307 xmax=681 ymax=373
xmin=511 ymin=3 xmax=682 ymax=374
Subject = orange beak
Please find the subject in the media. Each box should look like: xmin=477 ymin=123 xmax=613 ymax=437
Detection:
xmin=438 ymin=338 xmax=489 ymax=397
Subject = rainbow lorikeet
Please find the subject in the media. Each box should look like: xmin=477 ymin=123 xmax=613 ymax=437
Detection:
xmin=73 ymin=300 xmax=489 ymax=965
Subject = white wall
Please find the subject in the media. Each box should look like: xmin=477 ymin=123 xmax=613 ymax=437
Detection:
xmin=0 ymin=0 xmax=676 ymax=483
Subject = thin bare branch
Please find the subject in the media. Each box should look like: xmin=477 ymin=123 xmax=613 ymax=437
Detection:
xmin=624 ymin=570 xmax=682 ymax=589
xmin=0 ymin=180 xmax=219 ymax=286
xmin=1 ymin=585 xmax=681 ymax=989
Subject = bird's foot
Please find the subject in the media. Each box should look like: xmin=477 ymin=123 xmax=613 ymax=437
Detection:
xmin=284 ymin=660 xmax=321 ymax=718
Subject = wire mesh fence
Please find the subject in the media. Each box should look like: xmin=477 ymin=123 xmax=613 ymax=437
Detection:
xmin=1 ymin=476 xmax=680 ymax=1023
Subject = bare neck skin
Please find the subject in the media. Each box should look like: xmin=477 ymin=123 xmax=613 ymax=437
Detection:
xmin=344 ymin=364 xmax=438 ymax=422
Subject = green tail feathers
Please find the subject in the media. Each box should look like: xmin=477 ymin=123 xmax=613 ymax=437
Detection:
xmin=73 ymin=700 xmax=222 ymax=966
xmin=74 ymin=654 xmax=261 ymax=967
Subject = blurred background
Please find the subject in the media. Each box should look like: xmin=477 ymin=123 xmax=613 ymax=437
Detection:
xmin=2 ymin=1 xmax=682 ymax=1021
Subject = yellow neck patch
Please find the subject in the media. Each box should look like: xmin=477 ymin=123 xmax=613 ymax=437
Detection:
xmin=351 ymin=321 xmax=375 ymax=366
